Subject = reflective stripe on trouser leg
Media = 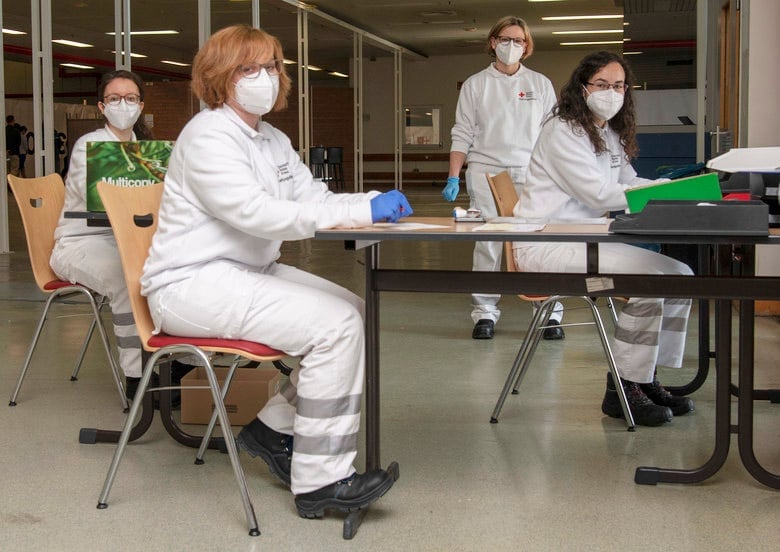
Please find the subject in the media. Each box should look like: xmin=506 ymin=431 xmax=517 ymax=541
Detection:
xmin=611 ymin=297 xmax=691 ymax=383
xmin=50 ymin=234 xmax=143 ymax=378
xmin=656 ymin=298 xmax=691 ymax=368
xmin=148 ymin=261 xmax=367 ymax=496
xmin=113 ymin=312 xmax=142 ymax=378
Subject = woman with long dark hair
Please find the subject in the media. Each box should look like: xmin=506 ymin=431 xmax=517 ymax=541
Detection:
xmin=51 ymin=70 xmax=179 ymax=400
xmin=513 ymin=51 xmax=695 ymax=427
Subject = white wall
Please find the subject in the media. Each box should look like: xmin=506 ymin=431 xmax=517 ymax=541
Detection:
xmin=746 ymin=0 xmax=780 ymax=147
xmin=749 ymin=1 xmax=780 ymax=276
xmin=363 ymin=48 xmax=600 ymax=155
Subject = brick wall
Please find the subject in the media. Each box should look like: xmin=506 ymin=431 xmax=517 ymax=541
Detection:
xmin=139 ymin=80 xmax=355 ymax=190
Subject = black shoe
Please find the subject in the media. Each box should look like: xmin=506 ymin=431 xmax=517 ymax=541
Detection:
xmin=294 ymin=469 xmax=395 ymax=519
xmin=542 ymin=320 xmax=565 ymax=340
xmin=237 ymin=418 xmax=292 ymax=487
xmin=472 ymin=319 xmax=495 ymax=339
xmin=602 ymin=373 xmax=673 ymax=427
xmin=125 ymin=372 xmax=160 ymax=407
xmin=640 ymin=377 xmax=695 ymax=416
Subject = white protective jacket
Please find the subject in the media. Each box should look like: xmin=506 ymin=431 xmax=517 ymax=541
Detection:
xmin=515 ymin=116 xmax=653 ymax=220
xmin=450 ymin=63 xmax=556 ymax=170
xmin=141 ymin=105 xmax=376 ymax=296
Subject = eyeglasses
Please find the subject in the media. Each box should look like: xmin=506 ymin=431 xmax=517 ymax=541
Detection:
xmin=496 ymin=36 xmax=526 ymax=47
xmin=238 ymin=60 xmax=283 ymax=79
xmin=586 ymin=81 xmax=627 ymax=93
xmin=103 ymin=93 xmax=141 ymax=106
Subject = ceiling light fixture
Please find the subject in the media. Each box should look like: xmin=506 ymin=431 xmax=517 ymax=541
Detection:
xmin=552 ymin=30 xmax=624 ymax=35
xmin=106 ymin=30 xmax=179 ymax=36
xmin=542 ymin=15 xmax=623 ymax=21
xmin=111 ymin=50 xmax=147 ymax=58
xmin=160 ymin=60 xmax=190 ymax=67
xmin=61 ymin=63 xmax=94 ymax=69
xmin=560 ymin=40 xmax=625 ymax=46
xmin=307 ymin=65 xmax=322 ymax=71
xmin=623 ymin=51 xmax=643 ymax=55
xmin=2 ymin=28 xmax=27 ymax=35
xmin=53 ymin=39 xmax=93 ymax=48
xmin=328 ymin=71 xmax=349 ymax=78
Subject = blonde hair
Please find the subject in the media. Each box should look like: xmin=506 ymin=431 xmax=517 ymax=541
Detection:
xmin=191 ymin=25 xmax=292 ymax=110
xmin=486 ymin=15 xmax=534 ymax=60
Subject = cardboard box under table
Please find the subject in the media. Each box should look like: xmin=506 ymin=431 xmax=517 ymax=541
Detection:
xmin=180 ymin=367 xmax=281 ymax=425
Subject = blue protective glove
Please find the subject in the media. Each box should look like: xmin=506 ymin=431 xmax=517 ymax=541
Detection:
xmin=370 ymin=190 xmax=413 ymax=223
xmin=442 ymin=176 xmax=460 ymax=202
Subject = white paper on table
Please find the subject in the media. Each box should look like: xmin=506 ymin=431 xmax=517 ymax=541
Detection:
xmin=472 ymin=222 xmax=545 ymax=232
xmin=371 ymin=222 xmax=450 ymax=230
xmin=706 ymin=147 xmax=780 ymax=173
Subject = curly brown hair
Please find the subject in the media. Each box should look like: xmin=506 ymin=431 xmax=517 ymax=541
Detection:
xmin=554 ymin=51 xmax=638 ymax=159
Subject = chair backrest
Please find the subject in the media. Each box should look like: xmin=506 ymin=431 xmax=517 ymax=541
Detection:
xmin=325 ymin=146 xmax=343 ymax=165
xmin=309 ymin=146 xmax=326 ymax=165
xmin=7 ymin=173 xmax=67 ymax=291
xmin=97 ymin=181 xmax=164 ymax=349
xmin=486 ymin=171 xmax=519 ymax=272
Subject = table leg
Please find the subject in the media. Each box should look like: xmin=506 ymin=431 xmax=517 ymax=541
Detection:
xmin=737 ymin=299 xmax=780 ymax=488
xmin=79 ymin=354 xmax=223 ymax=449
xmin=365 ymin=243 xmax=381 ymax=470
xmin=634 ymin=298 xmax=732 ymax=485
xmin=79 ymin=388 xmax=155 ymax=444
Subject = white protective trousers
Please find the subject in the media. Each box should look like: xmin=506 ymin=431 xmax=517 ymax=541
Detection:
xmin=50 ymin=234 xmax=142 ymax=377
xmin=514 ymin=242 xmax=692 ymax=383
xmin=466 ymin=162 xmax=562 ymax=324
xmin=147 ymin=261 xmax=364 ymax=495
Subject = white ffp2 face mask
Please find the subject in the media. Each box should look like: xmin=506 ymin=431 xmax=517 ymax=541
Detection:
xmin=585 ymin=88 xmax=624 ymax=121
xmin=103 ymin=100 xmax=141 ymax=130
xmin=495 ymin=41 xmax=524 ymax=65
xmin=234 ymin=70 xmax=280 ymax=117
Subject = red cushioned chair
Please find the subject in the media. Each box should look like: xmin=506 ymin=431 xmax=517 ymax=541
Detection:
xmin=7 ymin=173 xmax=126 ymax=410
xmin=95 ymin=180 xmax=293 ymax=536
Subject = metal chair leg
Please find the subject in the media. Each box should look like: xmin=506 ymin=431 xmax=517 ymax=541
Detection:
xmin=490 ymin=300 xmax=552 ymax=422
xmin=511 ymin=299 xmax=555 ymax=394
xmin=9 ymin=288 xmax=127 ymax=411
xmin=82 ymin=291 xmax=128 ymax=411
xmin=584 ymin=298 xmax=636 ymax=431
xmin=97 ymin=351 xmax=161 ymax=508
xmin=606 ymin=297 xmax=619 ymax=325
xmin=201 ymin=355 xmax=260 ymax=536
xmin=195 ymin=355 xmax=242 ymax=464
xmin=97 ymin=346 xmax=260 ymax=536
xmin=8 ymin=290 xmax=62 ymax=406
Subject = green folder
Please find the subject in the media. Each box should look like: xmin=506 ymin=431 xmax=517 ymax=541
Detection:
xmin=624 ymin=172 xmax=722 ymax=213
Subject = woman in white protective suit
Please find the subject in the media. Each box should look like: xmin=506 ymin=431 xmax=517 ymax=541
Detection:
xmin=513 ymin=51 xmax=695 ymax=427
xmin=140 ymin=25 xmax=412 ymax=518
xmin=444 ymin=15 xmax=564 ymax=341
xmin=50 ymin=70 xmax=192 ymax=403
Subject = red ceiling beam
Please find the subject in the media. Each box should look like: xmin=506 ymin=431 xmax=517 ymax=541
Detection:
xmin=3 ymin=44 xmax=191 ymax=80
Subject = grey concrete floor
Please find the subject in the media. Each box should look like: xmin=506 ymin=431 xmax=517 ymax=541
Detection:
xmin=1 ymin=185 xmax=779 ymax=551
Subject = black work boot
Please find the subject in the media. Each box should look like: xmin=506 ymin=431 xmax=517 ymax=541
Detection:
xmin=602 ymin=373 xmax=673 ymax=427
xmin=237 ymin=418 xmax=292 ymax=487
xmin=472 ymin=319 xmax=495 ymax=339
xmin=640 ymin=374 xmax=695 ymax=416
xmin=294 ymin=469 xmax=395 ymax=519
